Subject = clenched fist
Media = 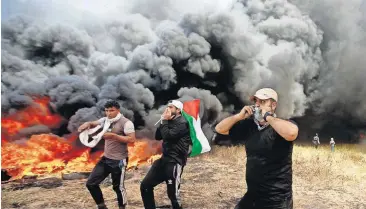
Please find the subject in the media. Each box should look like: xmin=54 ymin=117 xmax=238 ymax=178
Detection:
xmin=235 ymin=106 xmax=254 ymax=120
xmin=103 ymin=132 xmax=117 ymax=140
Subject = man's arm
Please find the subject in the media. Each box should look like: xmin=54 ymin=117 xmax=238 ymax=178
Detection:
xmin=159 ymin=120 xmax=189 ymax=140
xmin=215 ymin=115 xmax=243 ymax=135
xmin=155 ymin=128 xmax=163 ymax=140
xmin=116 ymin=121 xmax=136 ymax=143
xmin=266 ymin=116 xmax=298 ymax=141
xmin=112 ymin=132 xmax=136 ymax=143
xmin=77 ymin=119 xmax=103 ymax=132
xmin=104 ymin=120 xmax=136 ymax=143
xmin=215 ymin=106 xmax=253 ymax=135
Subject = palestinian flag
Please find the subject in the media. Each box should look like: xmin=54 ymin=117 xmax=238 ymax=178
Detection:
xmin=182 ymin=99 xmax=211 ymax=157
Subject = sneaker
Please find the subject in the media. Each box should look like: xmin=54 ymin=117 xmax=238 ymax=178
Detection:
xmin=97 ymin=203 xmax=108 ymax=209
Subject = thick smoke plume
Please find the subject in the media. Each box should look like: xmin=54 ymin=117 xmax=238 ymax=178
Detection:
xmin=2 ymin=0 xmax=365 ymax=142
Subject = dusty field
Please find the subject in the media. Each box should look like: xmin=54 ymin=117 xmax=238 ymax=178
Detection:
xmin=2 ymin=145 xmax=366 ymax=209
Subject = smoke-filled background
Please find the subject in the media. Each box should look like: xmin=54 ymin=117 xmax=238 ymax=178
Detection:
xmin=2 ymin=0 xmax=366 ymax=144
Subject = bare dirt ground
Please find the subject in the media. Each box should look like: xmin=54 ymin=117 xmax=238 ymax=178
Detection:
xmin=2 ymin=145 xmax=366 ymax=209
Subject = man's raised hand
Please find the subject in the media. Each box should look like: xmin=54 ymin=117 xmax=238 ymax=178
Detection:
xmin=236 ymin=106 xmax=254 ymax=120
xmin=78 ymin=122 xmax=90 ymax=132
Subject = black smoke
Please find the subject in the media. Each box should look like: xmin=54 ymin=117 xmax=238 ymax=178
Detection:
xmin=2 ymin=0 xmax=365 ymax=143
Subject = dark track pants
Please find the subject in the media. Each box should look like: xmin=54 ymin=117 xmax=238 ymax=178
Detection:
xmin=234 ymin=192 xmax=293 ymax=209
xmin=140 ymin=158 xmax=184 ymax=209
xmin=86 ymin=156 xmax=128 ymax=207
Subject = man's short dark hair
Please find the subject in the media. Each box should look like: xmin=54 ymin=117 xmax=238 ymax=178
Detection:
xmin=104 ymin=100 xmax=120 ymax=109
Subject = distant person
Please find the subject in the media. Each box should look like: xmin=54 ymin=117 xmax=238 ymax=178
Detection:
xmin=215 ymin=88 xmax=298 ymax=209
xmin=330 ymin=138 xmax=335 ymax=152
xmin=313 ymin=133 xmax=320 ymax=149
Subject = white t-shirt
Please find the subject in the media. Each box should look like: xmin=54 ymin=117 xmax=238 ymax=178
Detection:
xmin=123 ymin=121 xmax=135 ymax=134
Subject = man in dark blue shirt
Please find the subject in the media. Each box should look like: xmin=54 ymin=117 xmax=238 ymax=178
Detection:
xmin=215 ymin=88 xmax=299 ymax=209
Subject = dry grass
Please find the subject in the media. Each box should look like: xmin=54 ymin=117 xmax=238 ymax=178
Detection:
xmin=292 ymin=145 xmax=366 ymax=209
xmin=2 ymin=144 xmax=366 ymax=209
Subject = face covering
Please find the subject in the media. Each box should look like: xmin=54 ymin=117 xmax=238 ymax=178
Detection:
xmin=252 ymin=106 xmax=276 ymax=131
xmin=253 ymin=106 xmax=264 ymax=122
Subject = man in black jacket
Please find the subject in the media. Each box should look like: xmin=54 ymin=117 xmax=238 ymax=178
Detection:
xmin=140 ymin=100 xmax=191 ymax=209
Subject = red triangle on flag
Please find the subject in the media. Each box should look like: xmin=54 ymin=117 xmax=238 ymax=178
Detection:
xmin=183 ymin=99 xmax=200 ymax=120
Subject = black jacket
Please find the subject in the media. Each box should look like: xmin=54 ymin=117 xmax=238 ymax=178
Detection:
xmin=155 ymin=115 xmax=192 ymax=166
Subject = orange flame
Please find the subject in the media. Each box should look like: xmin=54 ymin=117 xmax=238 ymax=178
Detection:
xmin=127 ymin=139 xmax=162 ymax=169
xmin=1 ymin=97 xmax=62 ymax=136
xmin=1 ymin=134 xmax=101 ymax=179
xmin=1 ymin=97 xmax=162 ymax=180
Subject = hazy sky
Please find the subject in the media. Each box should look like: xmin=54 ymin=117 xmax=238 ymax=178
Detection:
xmin=1 ymin=0 xmax=236 ymax=23
xmin=2 ymin=0 xmax=126 ymax=23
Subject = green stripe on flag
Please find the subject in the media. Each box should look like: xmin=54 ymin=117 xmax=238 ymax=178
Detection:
xmin=182 ymin=111 xmax=202 ymax=157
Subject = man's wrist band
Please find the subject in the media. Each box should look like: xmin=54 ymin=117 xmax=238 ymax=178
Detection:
xmin=264 ymin=112 xmax=274 ymax=122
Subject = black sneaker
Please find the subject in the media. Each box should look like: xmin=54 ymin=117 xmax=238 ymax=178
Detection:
xmin=97 ymin=203 xmax=108 ymax=209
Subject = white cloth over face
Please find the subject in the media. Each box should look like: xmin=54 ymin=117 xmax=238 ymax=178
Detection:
xmin=79 ymin=113 xmax=122 ymax=148
xmin=254 ymin=113 xmax=276 ymax=131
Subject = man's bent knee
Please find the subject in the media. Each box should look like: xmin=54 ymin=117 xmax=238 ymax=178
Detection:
xmin=86 ymin=182 xmax=98 ymax=190
xmin=140 ymin=181 xmax=153 ymax=193
xmin=113 ymin=185 xmax=125 ymax=192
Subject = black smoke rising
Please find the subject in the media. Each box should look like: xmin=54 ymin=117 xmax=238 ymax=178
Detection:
xmin=1 ymin=0 xmax=365 ymax=143
xmin=288 ymin=0 xmax=366 ymax=141
xmin=45 ymin=75 xmax=100 ymax=119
